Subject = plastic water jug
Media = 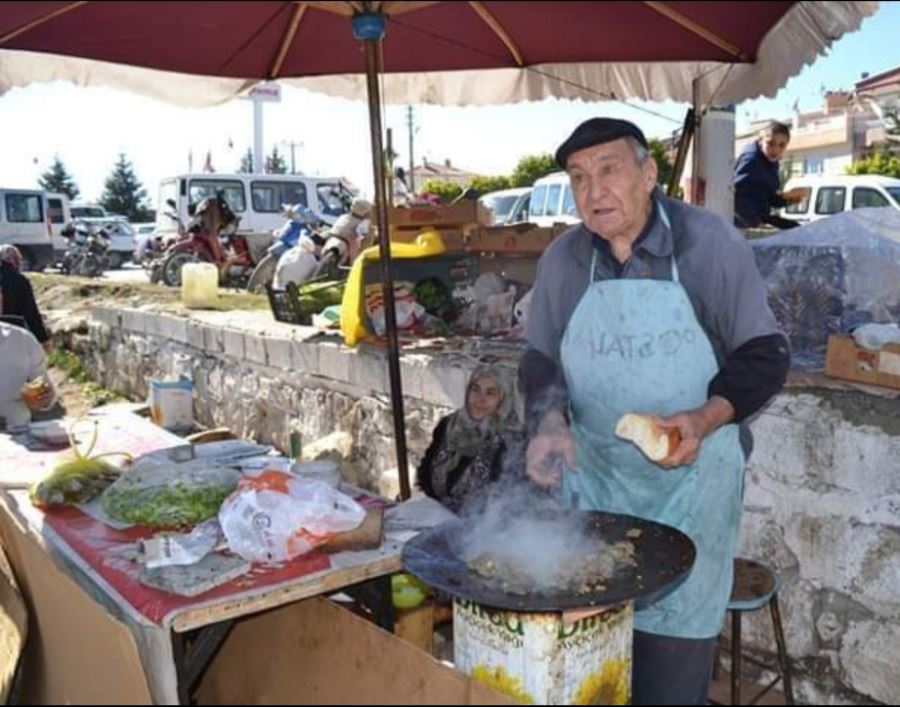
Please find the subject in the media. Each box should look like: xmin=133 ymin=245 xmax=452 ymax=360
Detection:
xmin=181 ymin=262 xmax=219 ymax=309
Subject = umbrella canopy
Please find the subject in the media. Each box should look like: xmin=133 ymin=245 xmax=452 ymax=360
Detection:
xmin=0 ymin=1 xmax=878 ymax=499
xmin=0 ymin=2 xmax=878 ymax=106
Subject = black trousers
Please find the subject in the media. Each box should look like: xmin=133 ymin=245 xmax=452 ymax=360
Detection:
xmin=632 ymin=630 xmax=718 ymax=705
xmin=762 ymin=214 xmax=800 ymax=230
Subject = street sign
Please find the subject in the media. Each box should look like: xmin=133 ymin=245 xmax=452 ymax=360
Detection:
xmin=245 ymin=82 xmax=282 ymax=103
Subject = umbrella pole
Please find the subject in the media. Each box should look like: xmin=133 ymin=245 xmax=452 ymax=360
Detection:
xmin=362 ymin=37 xmax=412 ymax=501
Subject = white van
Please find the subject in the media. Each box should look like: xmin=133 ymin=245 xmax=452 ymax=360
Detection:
xmin=480 ymin=187 xmax=531 ymax=226
xmin=780 ymin=175 xmax=900 ymax=224
xmin=155 ymin=173 xmax=353 ymax=240
xmin=0 ymin=188 xmax=55 ymax=270
xmin=528 ymin=172 xmax=581 ymax=228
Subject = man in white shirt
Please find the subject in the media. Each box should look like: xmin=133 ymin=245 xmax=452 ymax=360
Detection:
xmin=0 ymin=321 xmax=57 ymax=431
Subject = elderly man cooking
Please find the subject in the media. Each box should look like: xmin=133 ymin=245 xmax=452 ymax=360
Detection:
xmin=520 ymin=118 xmax=790 ymax=705
xmin=0 ymin=321 xmax=57 ymax=432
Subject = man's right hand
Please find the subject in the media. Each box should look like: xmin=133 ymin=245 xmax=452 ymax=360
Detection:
xmin=526 ymin=411 xmax=576 ymax=487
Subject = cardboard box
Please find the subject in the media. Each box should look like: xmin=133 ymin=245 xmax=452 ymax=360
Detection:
xmin=477 ymin=224 xmax=555 ymax=253
xmin=825 ymin=334 xmax=900 ymax=390
xmin=389 ymin=201 xmax=492 ymax=228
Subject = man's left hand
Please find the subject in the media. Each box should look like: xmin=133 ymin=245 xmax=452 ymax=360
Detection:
xmin=653 ymin=396 xmax=735 ymax=468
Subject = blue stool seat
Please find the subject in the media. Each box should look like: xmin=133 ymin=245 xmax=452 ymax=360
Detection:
xmin=728 ymin=558 xmax=781 ymax=612
xmin=719 ymin=558 xmax=794 ymax=705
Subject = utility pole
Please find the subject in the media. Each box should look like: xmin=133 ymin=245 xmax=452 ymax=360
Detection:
xmin=407 ymin=105 xmax=415 ymax=194
xmin=282 ymin=140 xmax=303 ymax=174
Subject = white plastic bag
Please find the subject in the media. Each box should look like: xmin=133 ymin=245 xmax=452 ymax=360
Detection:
xmin=273 ymin=237 xmax=319 ymax=290
xmin=366 ymin=284 xmax=424 ymax=335
xmin=219 ymin=470 xmax=365 ymax=564
xmin=853 ymin=322 xmax=900 ymax=351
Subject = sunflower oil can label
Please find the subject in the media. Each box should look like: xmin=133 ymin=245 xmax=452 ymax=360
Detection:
xmin=453 ymin=600 xmax=634 ymax=705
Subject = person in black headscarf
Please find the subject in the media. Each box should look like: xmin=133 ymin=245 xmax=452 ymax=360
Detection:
xmin=0 ymin=245 xmax=51 ymax=351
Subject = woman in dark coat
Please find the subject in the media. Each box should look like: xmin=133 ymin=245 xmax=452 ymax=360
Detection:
xmin=0 ymin=245 xmax=51 ymax=351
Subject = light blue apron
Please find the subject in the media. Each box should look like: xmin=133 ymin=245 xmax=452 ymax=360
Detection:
xmin=560 ymin=206 xmax=745 ymax=639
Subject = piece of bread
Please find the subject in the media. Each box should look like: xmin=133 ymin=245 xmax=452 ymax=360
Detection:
xmin=615 ymin=414 xmax=680 ymax=462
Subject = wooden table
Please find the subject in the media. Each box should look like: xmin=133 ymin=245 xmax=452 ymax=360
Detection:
xmin=0 ymin=410 xmax=405 ymax=704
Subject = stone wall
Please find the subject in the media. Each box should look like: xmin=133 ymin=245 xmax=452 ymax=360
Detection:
xmin=58 ymin=305 xmax=899 ymax=705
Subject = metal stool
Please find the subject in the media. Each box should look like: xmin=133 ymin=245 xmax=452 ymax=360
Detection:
xmin=723 ymin=558 xmax=795 ymax=705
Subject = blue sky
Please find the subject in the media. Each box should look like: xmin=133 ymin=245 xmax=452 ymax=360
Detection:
xmin=0 ymin=2 xmax=897 ymax=205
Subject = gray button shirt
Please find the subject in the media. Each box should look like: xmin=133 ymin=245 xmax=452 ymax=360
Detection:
xmin=526 ymin=193 xmax=783 ymax=369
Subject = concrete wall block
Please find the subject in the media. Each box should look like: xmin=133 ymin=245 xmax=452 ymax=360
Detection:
xmin=783 ymin=515 xmax=889 ymax=601
xmin=142 ymin=312 xmax=161 ymax=338
xmin=830 ymin=425 xmax=900 ymax=497
xmin=203 ymin=325 xmax=225 ymax=354
xmin=93 ymin=306 xmax=122 ymax=330
xmin=186 ymin=322 xmax=206 ymax=351
xmin=223 ymin=329 xmax=245 ymax=360
xmin=747 ymin=411 xmax=815 ymax=488
xmin=159 ymin=314 xmax=189 ymax=345
xmin=317 ymin=344 xmax=351 ymax=382
xmin=421 ymin=361 xmax=468 ymax=408
xmin=265 ymin=336 xmax=292 ymax=372
xmin=839 ymin=620 xmax=900 ymax=704
xmin=350 ymin=349 xmax=388 ymax=394
xmin=290 ymin=339 xmax=320 ymax=374
xmin=121 ymin=309 xmax=146 ymax=334
xmin=399 ymin=355 xmax=428 ymax=400
xmin=244 ymin=333 xmax=268 ymax=366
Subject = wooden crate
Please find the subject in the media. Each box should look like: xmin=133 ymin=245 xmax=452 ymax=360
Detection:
xmin=825 ymin=334 xmax=900 ymax=390
xmin=388 ymin=201 xmax=492 ymax=228
xmin=477 ymin=224 xmax=556 ymax=253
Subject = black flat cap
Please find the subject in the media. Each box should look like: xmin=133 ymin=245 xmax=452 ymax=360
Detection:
xmin=555 ymin=118 xmax=649 ymax=169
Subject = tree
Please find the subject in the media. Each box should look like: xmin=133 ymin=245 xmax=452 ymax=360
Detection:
xmin=38 ymin=155 xmax=80 ymax=200
xmin=468 ymin=174 xmax=511 ymax=193
xmin=420 ymin=179 xmax=463 ymax=203
xmin=648 ymin=139 xmax=674 ymax=189
xmin=509 ymin=153 xmax=557 ymax=187
xmin=846 ymin=150 xmax=900 ymax=179
xmin=265 ymin=146 xmax=288 ymax=174
xmin=237 ymin=149 xmax=254 ymax=174
xmin=99 ymin=153 xmax=153 ymax=222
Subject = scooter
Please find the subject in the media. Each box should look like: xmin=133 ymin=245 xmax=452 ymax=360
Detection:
xmin=245 ymin=203 xmax=322 ymax=293
xmin=271 ymin=198 xmax=372 ymax=291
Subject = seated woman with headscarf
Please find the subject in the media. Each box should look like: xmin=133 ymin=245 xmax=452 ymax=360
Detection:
xmin=417 ymin=364 xmax=524 ymax=513
xmin=0 ymin=245 xmax=51 ymax=351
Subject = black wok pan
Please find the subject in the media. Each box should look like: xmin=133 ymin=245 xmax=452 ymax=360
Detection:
xmin=402 ymin=510 xmax=695 ymax=612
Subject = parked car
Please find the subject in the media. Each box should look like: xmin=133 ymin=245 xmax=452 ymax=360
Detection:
xmin=528 ymin=172 xmax=581 ymax=228
xmin=780 ymin=175 xmax=900 ymax=224
xmin=70 ymin=202 xmax=109 ymax=219
xmin=133 ymin=222 xmax=156 ymax=239
xmin=480 ymin=187 xmax=531 ymax=226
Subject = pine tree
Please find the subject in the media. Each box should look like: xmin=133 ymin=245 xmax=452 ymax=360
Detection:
xmin=99 ymin=153 xmax=153 ymax=222
xmin=38 ymin=155 xmax=80 ymax=200
xmin=238 ymin=148 xmax=254 ymax=173
xmin=265 ymin=146 xmax=288 ymax=174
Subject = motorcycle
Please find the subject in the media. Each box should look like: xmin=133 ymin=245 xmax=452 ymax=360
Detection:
xmin=245 ymin=203 xmax=322 ymax=293
xmin=157 ymin=194 xmax=255 ymax=288
xmin=145 ymin=199 xmax=186 ymax=284
xmin=271 ymin=198 xmax=373 ymax=291
xmin=60 ymin=221 xmax=112 ymax=277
